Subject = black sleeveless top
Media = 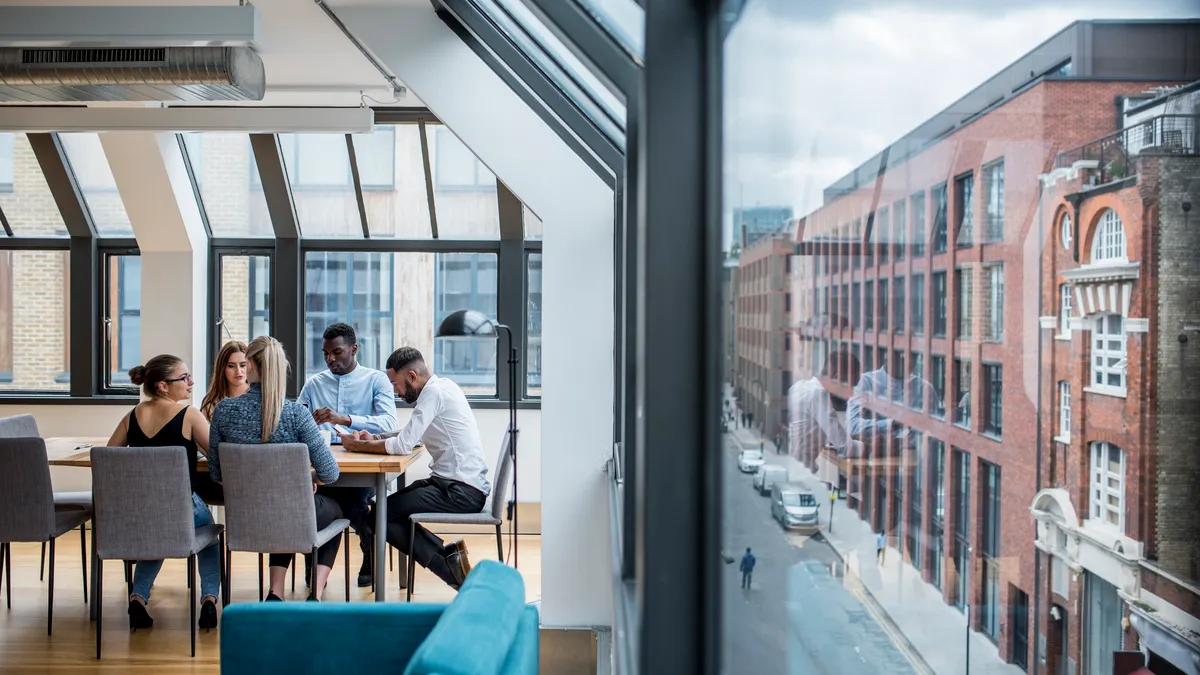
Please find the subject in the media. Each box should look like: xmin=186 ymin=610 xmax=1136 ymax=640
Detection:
xmin=127 ymin=406 xmax=223 ymax=504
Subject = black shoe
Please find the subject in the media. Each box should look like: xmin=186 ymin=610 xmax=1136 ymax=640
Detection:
xmin=198 ymin=599 xmax=218 ymax=630
xmin=306 ymin=594 xmax=319 ymax=602
xmin=304 ymin=556 xmax=313 ymax=587
xmin=443 ymin=540 xmax=472 ymax=579
xmin=445 ymin=551 xmax=469 ymax=589
xmin=128 ymin=599 xmax=154 ymax=630
xmin=357 ymin=553 xmax=373 ymax=588
xmin=264 ymin=592 xmax=283 ymax=602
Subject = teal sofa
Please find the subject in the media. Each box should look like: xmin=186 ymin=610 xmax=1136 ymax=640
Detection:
xmin=221 ymin=560 xmax=538 ymax=675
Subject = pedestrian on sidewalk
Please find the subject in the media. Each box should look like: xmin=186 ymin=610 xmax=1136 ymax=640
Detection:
xmin=740 ymin=547 xmax=756 ymax=590
xmin=876 ymin=531 xmax=886 ymax=564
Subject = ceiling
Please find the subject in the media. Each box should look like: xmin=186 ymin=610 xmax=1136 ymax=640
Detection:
xmin=0 ymin=0 xmax=421 ymax=107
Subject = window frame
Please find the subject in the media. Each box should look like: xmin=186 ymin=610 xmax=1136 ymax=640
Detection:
xmin=100 ymin=247 xmax=142 ymax=393
xmin=1090 ymin=313 xmax=1127 ymax=396
xmin=954 ymin=171 xmax=974 ymax=249
xmin=982 ymin=159 xmax=1004 ymax=243
xmin=1057 ymin=381 xmax=1071 ymax=441
xmin=982 ymin=362 xmax=1002 ymax=439
xmin=1089 ymin=441 xmax=1125 ymax=533
xmin=1059 ymin=283 xmax=1073 ymax=338
xmin=1090 ymin=209 xmax=1127 ymax=264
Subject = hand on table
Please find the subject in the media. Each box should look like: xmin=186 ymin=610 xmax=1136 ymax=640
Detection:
xmin=312 ymin=407 xmax=351 ymax=427
xmin=340 ymin=430 xmax=374 ymax=451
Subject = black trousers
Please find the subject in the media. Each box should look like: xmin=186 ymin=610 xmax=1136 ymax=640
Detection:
xmin=316 ymin=486 xmax=375 ymax=556
xmin=376 ymin=476 xmax=487 ymax=585
xmin=268 ymin=493 xmax=344 ymax=569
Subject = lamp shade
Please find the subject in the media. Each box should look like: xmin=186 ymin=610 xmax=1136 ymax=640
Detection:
xmin=436 ymin=308 xmax=498 ymax=338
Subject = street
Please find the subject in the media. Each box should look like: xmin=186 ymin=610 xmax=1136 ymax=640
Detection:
xmin=722 ymin=430 xmax=919 ymax=675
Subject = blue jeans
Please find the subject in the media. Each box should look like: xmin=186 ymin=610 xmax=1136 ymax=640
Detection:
xmin=130 ymin=493 xmax=221 ymax=602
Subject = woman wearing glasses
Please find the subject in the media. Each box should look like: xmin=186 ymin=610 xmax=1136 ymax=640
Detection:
xmin=105 ymin=354 xmax=222 ymax=632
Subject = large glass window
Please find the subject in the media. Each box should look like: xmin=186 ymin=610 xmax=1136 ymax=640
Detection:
xmin=575 ymin=0 xmax=644 ymax=58
xmin=527 ymin=252 xmax=543 ymax=397
xmin=432 ymin=128 xmax=501 ymax=239
xmin=279 ymin=133 xmax=362 ymax=238
xmin=59 ymin=133 xmax=133 ymax=236
xmin=302 ymin=250 xmax=499 ymax=396
xmin=0 ymin=249 xmax=69 ymax=391
xmin=105 ymin=254 xmax=141 ymax=388
xmin=1090 ymin=209 xmax=1127 ymax=263
xmin=217 ymin=254 xmax=271 ymax=349
xmin=354 ymin=125 xmax=433 ymax=238
xmin=0 ymin=133 xmax=68 ymax=237
xmin=181 ymin=133 xmax=272 ymax=237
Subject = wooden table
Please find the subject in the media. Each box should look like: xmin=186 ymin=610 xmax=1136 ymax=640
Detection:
xmin=46 ymin=437 xmax=423 ymax=603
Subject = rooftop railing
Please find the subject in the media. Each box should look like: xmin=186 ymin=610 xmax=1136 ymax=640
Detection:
xmin=1055 ymin=114 xmax=1198 ymax=185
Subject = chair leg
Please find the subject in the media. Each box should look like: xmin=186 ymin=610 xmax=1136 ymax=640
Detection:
xmin=188 ymin=555 xmax=196 ymax=658
xmin=344 ymin=529 xmax=350 ymax=602
xmin=80 ymin=525 xmax=88 ymax=603
xmin=389 ymin=544 xmax=393 ymax=572
xmin=223 ymin=545 xmax=232 ymax=608
xmin=47 ymin=538 xmax=55 ymax=635
xmin=124 ymin=561 xmax=133 ymax=599
xmin=40 ymin=542 xmax=45 ymax=581
xmin=310 ymin=547 xmax=319 ymax=600
xmin=496 ymin=524 xmax=504 ymax=562
xmin=95 ymin=556 xmax=103 ymax=660
xmin=0 ymin=543 xmax=6 ymax=607
xmin=290 ymin=553 xmax=296 ymax=593
xmin=217 ymin=532 xmax=226 ymax=607
xmin=406 ymin=520 xmax=416 ymax=602
xmin=4 ymin=543 xmax=11 ymax=609
xmin=257 ymin=554 xmax=263 ymax=602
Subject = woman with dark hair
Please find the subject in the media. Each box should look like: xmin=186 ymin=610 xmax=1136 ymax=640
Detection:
xmin=105 ymin=354 xmax=222 ymax=631
xmin=201 ymin=340 xmax=249 ymax=421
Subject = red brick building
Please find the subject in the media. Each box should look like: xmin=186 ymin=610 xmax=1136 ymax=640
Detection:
xmin=790 ymin=20 xmax=1199 ymax=672
xmin=735 ymin=231 xmax=794 ymax=439
xmin=1033 ymin=82 xmax=1200 ymax=675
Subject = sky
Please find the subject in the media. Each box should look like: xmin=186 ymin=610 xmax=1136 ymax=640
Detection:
xmin=721 ymin=0 xmax=1200 ymax=248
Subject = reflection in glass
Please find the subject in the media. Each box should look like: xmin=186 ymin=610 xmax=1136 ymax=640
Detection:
xmin=59 ymin=133 xmax=133 ymax=236
xmin=0 ymin=249 xmax=69 ymax=391
xmin=218 ymin=255 xmax=271 ymax=348
xmin=431 ymin=128 xmax=500 ymax=239
xmin=182 ymin=133 xmax=272 ymax=237
xmin=279 ymin=133 xmax=361 ymax=237
xmin=527 ymin=252 xmax=542 ymax=396
xmin=575 ymin=0 xmax=644 ymax=58
xmin=106 ymin=254 xmax=140 ymax=387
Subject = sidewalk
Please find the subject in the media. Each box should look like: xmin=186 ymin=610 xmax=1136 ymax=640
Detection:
xmin=725 ymin=399 xmax=1023 ymax=675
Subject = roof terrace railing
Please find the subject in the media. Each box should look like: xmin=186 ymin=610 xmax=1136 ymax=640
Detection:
xmin=1055 ymin=114 xmax=1199 ymax=185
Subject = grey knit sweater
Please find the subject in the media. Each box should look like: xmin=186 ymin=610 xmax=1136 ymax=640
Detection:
xmin=208 ymin=383 xmax=339 ymax=484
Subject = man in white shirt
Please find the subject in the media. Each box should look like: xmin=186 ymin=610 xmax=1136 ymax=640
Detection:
xmin=341 ymin=347 xmax=490 ymax=589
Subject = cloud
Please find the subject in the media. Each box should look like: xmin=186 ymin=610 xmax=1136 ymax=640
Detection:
xmin=722 ymin=0 xmax=1197 ymax=245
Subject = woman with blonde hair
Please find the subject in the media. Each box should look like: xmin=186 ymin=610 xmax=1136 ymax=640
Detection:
xmin=207 ymin=336 xmax=343 ymax=601
xmin=201 ymin=340 xmax=249 ymax=420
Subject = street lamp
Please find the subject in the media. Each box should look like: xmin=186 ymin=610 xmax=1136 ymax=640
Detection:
xmin=436 ymin=308 xmax=521 ymax=567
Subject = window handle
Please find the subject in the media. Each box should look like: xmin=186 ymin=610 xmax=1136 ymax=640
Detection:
xmin=103 ymin=316 xmax=111 ymax=342
xmin=216 ymin=317 xmax=233 ymax=339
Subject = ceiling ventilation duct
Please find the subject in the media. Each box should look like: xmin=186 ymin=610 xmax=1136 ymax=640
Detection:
xmin=0 ymin=46 xmax=265 ymax=103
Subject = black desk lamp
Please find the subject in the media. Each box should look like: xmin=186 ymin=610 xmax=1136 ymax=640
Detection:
xmin=436 ymin=308 xmax=520 ymax=567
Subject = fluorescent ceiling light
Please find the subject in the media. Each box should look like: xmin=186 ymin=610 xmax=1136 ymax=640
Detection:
xmin=0 ymin=106 xmax=375 ymax=133
xmin=0 ymin=6 xmax=260 ymax=47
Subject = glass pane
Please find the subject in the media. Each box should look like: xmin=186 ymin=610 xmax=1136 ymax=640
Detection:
xmin=59 ymin=133 xmax=133 ymax=236
xmin=431 ymin=128 xmax=500 ymax=239
xmin=279 ymin=133 xmax=362 ymax=238
xmin=0 ymin=133 xmax=68 ymax=236
xmin=353 ymin=125 xmax=433 ymax=238
xmin=218 ymin=254 xmax=272 ymax=348
xmin=575 ymin=0 xmax=644 ymax=58
xmin=181 ymin=133 xmax=273 ymax=237
xmin=473 ymin=0 xmax=624 ymax=146
xmin=303 ymin=251 xmax=498 ymax=395
xmin=107 ymin=254 xmax=141 ymax=388
xmin=527 ymin=252 xmax=542 ymax=397
xmin=524 ymin=204 xmax=543 ymax=240
xmin=721 ymin=3 xmax=1195 ymax=674
xmin=0 ymin=249 xmax=69 ymax=391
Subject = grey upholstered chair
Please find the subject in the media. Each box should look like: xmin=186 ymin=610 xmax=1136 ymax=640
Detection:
xmin=91 ymin=446 xmax=224 ymax=659
xmin=0 ymin=437 xmax=95 ymax=635
xmin=0 ymin=414 xmax=93 ymax=583
xmin=217 ymin=443 xmax=351 ymax=602
xmin=405 ymin=432 xmax=513 ymax=601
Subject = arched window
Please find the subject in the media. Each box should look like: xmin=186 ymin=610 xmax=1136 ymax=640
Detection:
xmin=1089 ymin=441 xmax=1125 ymax=533
xmin=1060 ymin=212 xmax=1072 ymax=251
xmin=1090 ymin=209 xmax=1127 ymax=263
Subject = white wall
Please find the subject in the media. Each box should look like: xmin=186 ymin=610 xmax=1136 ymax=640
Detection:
xmin=336 ymin=0 xmax=616 ymax=627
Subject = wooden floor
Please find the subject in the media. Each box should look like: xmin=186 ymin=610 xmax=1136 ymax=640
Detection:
xmin=0 ymin=531 xmax=542 ymax=673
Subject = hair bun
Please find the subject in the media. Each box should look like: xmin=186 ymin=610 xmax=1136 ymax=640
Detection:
xmin=128 ymin=365 xmax=146 ymax=385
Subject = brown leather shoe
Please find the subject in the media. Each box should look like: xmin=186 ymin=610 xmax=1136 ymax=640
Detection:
xmin=444 ymin=541 xmax=472 ymax=588
xmin=444 ymin=539 xmax=472 ymax=578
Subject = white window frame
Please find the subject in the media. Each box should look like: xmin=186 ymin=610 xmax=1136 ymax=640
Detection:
xmin=1060 ymin=213 xmax=1072 ymax=251
xmin=1090 ymin=209 xmax=1127 ymax=264
xmin=1058 ymin=284 xmax=1072 ymax=338
xmin=1057 ymin=381 xmax=1071 ymax=441
xmin=1089 ymin=441 xmax=1125 ymax=533
xmin=1090 ymin=314 xmax=1127 ymax=395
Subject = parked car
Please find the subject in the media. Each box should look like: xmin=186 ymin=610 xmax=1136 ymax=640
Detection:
xmin=737 ymin=449 xmax=765 ymax=473
xmin=753 ymin=465 xmax=788 ymax=495
xmin=771 ymin=484 xmax=820 ymax=533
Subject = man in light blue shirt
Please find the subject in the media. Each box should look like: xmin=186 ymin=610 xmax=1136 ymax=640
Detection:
xmin=298 ymin=322 xmax=398 ymax=587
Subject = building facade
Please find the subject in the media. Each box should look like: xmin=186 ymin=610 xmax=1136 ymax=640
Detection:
xmin=1033 ymin=82 xmax=1200 ymax=675
xmin=790 ymin=20 xmax=1199 ymax=672
xmin=735 ymin=231 xmax=793 ymax=441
